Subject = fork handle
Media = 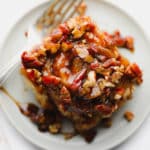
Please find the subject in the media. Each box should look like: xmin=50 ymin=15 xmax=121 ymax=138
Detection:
xmin=0 ymin=56 xmax=19 ymax=87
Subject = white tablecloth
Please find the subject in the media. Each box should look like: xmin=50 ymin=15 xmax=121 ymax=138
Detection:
xmin=0 ymin=0 xmax=150 ymax=149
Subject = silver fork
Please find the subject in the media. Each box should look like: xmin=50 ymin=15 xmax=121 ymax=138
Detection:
xmin=0 ymin=26 xmax=42 ymax=86
xmin=0 ymin=0 xmax=83 ymax=86
xmin=36 ymin=0 xmax=83 ymax=32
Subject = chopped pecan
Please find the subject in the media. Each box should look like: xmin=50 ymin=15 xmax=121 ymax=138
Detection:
xmin=53 ymin=53 xmax=69 ymax=76
xmin=96 ymin=55 xmax=107 ymax=62
xmin=71 ymin=57 xmax=83 ymax=73
xmin=26 ymin=69 xmax=41 ymax=83
xmin=125 ymin=63 xmax=143 ymax=84
xmin=103 ymin=58 xmax=120 ymax=68
xmin=74 ymin=44 xmax=89 ymax=59
xmin=60 ymin=86 xmax=71 ymax=104
xmin=42 ymin=75 xmax=60 ymax=86
xmin=112 ymin=31 xmax=126 ymax=47
xmin=90 ymin=61 xmax=100 ymax=70
xmin=21 ymin=51 xmax=44 ymax=69
xmin=111 ymin=71 xmax=123 ymax=83
xmin=116 ymin=87 xmax=125 ymax=95
xmin=72 ymin=27 xmax=85 ymax=39
xmin=61 ymin=42 xmax=73 ymax=52
xmin=84 ymin=55 xmax=94 ymax=63
xmin=90 ymin=84 xmax=101 ymax=99
xmin=131 ymin=63 xmax=142 ymax=77
xmin=26 ymin=69 xmax=36 ymax=82
xmin=72 ymin=69 xmax=87 ymax=83
xmin=70 ymin=68 xmax=86 ymax=91
xmin=83 ymin=71 xmax=96 ymax=88
xmin=59 ymin=23 xmax=70 ymax=34
xmin=85 ymin=22 xmax=95 ymax=32
xmin=117 ymin=55 xmax=130 ymax=67
xmin=44 ymin=42 xmax=60 ymax=54
xmin=103 ymin=30 xmax=134 ymax=51
xmin=114 ymin=87 xmax=125 ymax=100
xmin=84 ymin=32 xmax=95 ymax=43
xmin=95 ymin=104 xmax=112 ymax=115
xmin=50 ymin=28 xmax=63 ymax=42
xmin=114 ymin=94 xmax=122 ymax=100
xmin=89 ymin=44 xmax=116 ymax=58
xmin=125 ymin=36 xmax=134 ymax=51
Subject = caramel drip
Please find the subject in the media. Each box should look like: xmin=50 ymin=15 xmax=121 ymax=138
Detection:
xmin=0 ymin=86 xmax=21 ymax=108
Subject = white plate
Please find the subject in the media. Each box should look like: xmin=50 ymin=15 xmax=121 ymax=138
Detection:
xmin=0 ymin=0 xmax=150 ymax=149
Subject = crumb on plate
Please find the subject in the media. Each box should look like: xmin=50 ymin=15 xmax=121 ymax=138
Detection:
xmin=124 ymin=111 xmax=134 ymax=122
xmin=24 ymin=31 xmax=28 ymax=38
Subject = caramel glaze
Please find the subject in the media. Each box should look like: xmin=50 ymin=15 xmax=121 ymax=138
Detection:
xmin=0 ymin=86 xmax=20 ymax=107
xmin=0 ymin=86 xmax=97 ymax=143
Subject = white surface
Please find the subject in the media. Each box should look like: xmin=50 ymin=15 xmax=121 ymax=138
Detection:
xmin=0 ymin=0 xmax=150 ymax=150
xmin=1 ymin=1 xmax=150 ymax=149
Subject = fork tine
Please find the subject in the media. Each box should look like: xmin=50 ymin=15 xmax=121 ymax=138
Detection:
xmin=45 ymin=0 xmax=59 ymax=16
xmin=57 ymin=0 xmax=76 ymax=23
xmin=56 ymin=0 xmax=68 ymax=14
xmin=48 ymin=0 xmax=76 ymax=31
xmin=65 ymin=0 xmax=83 ymax=21
xmin=56 ymin=0 xmax=83 ymax=26
xmin=37 ymin=0 xmax=85 ymax=33
xmin=47 ymin=0 xmax=68 ymax=26
xmin=36 ymin=0 xmax=59 ymax=28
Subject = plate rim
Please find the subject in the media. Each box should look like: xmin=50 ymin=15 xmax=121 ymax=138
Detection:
xmin=0 ymin=0 xmax=150 ymax=149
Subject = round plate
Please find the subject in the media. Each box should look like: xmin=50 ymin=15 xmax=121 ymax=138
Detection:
xmin=0 ymin=0 xmax=150 ymax=149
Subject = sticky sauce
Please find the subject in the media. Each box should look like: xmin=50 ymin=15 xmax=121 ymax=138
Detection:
xmin=0 ymin=86 xmax=20 ymax=107
xmin=0 ymin=86 xmax=96 ymax=142
xmin=0 ymin=87 xmax=76 ymax=138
